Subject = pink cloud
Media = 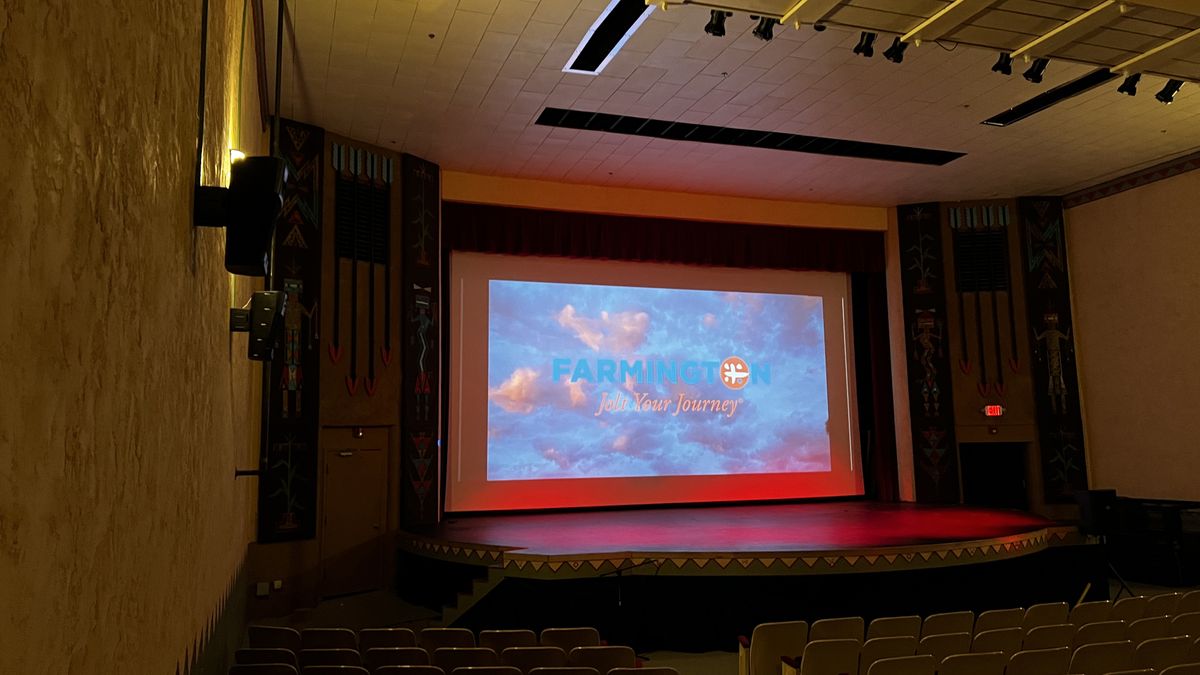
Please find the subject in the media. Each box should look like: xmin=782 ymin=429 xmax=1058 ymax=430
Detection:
xmin=489 ymin=367 xmax=540 ymax=413
xmin=565 ymin=379 xmax=588 ymax=407
xmin=556 ymin=304 xmax=649 ymax=354
xmin=702 ymin=313 xmax=718 ymax=328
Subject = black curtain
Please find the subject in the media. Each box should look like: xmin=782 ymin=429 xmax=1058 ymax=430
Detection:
xmin=442 ymin=200 xmax=899 ymax=501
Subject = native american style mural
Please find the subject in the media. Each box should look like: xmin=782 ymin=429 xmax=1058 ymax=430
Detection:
xmin=1018 ymin=197 xmax=1088 ymax=502
xmin=401 ymin=154 xmax=441 ymax=526
xmin=260 ymin=120 xmax=324 ymax=542
xmin=898 ymin=204 xmax=960 ymax=503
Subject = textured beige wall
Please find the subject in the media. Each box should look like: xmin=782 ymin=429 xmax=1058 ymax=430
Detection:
xmin=0 ymin=0 xmax=268 ymax=672
xmin=1067 ymin=172 xmax=1200 ymax=502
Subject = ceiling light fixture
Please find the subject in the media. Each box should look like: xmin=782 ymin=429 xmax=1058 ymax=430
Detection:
xmin=883 ymin=37 xmax=908 ymax=64
xmin=704 ymin=10 xmax=729 ymax=37
xmin=1117 ymin=73 xmax=1140 ymax=96
xmin=992 ymin=53 xmax=1013 ymax=76
xmin=1023 ymin=58 xmax=1049 ymax=84
xmin=1156 ymin=79 xmax=1184 ymax=104
xmin=853 ymin=32 xmax=877 ymax=58
xmin=752 ymin=16 xmax=776 ymax=42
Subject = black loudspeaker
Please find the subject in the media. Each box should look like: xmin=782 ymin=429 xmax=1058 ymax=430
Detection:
xmin=229 ymin=290 xmax=286 ymax=361
xmin=193 ymin=156 xmax=285 ymax=276
xmin=1076 ymin=489 xmax=1119 ymax=536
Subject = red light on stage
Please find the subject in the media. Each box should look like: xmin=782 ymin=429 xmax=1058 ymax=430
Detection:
xmin=982 ymin=404 xmax=1005 ymax=417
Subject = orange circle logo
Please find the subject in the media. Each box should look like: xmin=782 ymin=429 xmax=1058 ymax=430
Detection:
xmin=720 ymin=356 xmax=750 ymax=390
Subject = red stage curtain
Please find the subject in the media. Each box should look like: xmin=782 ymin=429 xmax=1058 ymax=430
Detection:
xmin=441 ymin=200 xmax=899 ymax=501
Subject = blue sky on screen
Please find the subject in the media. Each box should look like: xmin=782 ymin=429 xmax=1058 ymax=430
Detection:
xmin=486 ymin=279 xmax=831 ymax=480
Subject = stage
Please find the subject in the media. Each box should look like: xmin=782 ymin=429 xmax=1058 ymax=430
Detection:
xmin=397 ymin=502 xmax=1100 ymax=649
xmin=401 ymin=501 xmax=1083 ymax=578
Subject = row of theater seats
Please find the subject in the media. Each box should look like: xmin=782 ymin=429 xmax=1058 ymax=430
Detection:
xmin=231 ymin=626 xmax=675 ymax=675
xmin=740 ymin=593 xmax=1200 ymax=675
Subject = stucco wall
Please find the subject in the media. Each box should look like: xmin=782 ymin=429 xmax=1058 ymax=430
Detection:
xmin=1067 ymin=171 xmax=1200 ymax=502
xmin=0 ymin=0 xmax=267 ymax=672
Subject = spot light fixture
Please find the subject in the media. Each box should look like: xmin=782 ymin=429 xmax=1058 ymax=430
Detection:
xmin=853 ymin=32 xmax=877 ymax=58
xmin=992 ymin=53 xmax=1013 ymax=76
xmin=1156 ymin=79 xmax=1184 ymax=104
xmin=1023 ymin=58 xmax=1049 ymax=84
xmin=752 ymin=16 xmax=776 ymax=42
xmin=882 ymin=37 xmax=908 ymax=64
xmin=1117 ymin=73 xmax=1140 ymax=96
xmin=704 ymin=10 xmax=730 ymax=37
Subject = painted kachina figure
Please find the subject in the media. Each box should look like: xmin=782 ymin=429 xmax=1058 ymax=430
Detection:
xmin=280 ymin=278 xmax=318 ymax=418
xmin=411 ymin=287 xmax=434 ymax=421
xmin=1035 ymin=312 xmax=1071 ymax=414
xmin=912 ymin=309 xmax=943 ymax=415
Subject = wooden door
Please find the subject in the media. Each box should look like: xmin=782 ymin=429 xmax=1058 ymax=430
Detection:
xmin=321 ymin=434 xmax=388 ymax=598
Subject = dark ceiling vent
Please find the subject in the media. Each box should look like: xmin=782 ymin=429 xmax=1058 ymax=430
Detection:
xmin=982 ymin=68 xmax=1118 ymax=127
xmin=535 ymin=107 xmax=965 ymax=165
xmin=565 ymin=0 xmax=653 ymax=74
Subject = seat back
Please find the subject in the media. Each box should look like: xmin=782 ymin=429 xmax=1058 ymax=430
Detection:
xmin=859 ymin=636 xmax=916 ymax=675
xmin=433 ymin=648 xmax=501 ymax=672
xmin=971 ymin=628 xmax=1022 ymax=657
xmin=1172 ymin=611 xmax=1200 ymax=637
xmin=566 ymin=646 xmax=636 ymax=673
xmin=975 ymin=608 xmax=1023 ymax=634
xmin=1146 ymin=592 xmax=1183 ymax=618
xmin=236 ymin=648 xmax=299 ymax=667
xmin=811 ymin=616 xmax=865 ymax=642
xmin=1112 ymin=596 xmax=1148 ymax=623
xmin=1069 ymin=601 xmax=1112 ymax=627
xmin=360 ymin=628 xmax=418 ymax=651
xmin=1006 ymin=646 xmax=1070 ymax=675
xmin=374 ymin=667 xmax=448 ymax=675
xmin=1075 ymin=620 xmax=1127 ymax=647
xmin=867 ymin=616 xmax=920 ymax=640
xmin=448 ymin=668 xmax=522 ymax=675
xmin=608 ymin=669 xmax=679 ymax=675
xmin=916 ymin=632 xmax=970 ymax=663
xmin=1023 ymin=603 xmax=1070 ymax=632
xmin=1162 ymin=665 xmax=1200 ymax=675
xmin=500 ymin=647 xmax=568 ymax=673
xmin=1022 ymin=624 xmax=1075 ymax=651
xmin=480 ymin=630 xmax=538 ymax=653
xmin=249 ymin=625 xmax=303 ymax=653
xmin=422 ymin=628 xmax=477 ymax=651
xmin=1068 ymin=640 xmax=1135 ymax=675
xmin=527 ymin=668 xmax=599 ymax=675
xmin=229 ymin=666 xmax=299 ymax=675
xmin=299 ymin=649 xmax=362 ymax=668
xmin=747 ymin=620 xmax=807 ymax=675
xmin=365 ymin=647 xmax=432 ymax=669
xmin=921 ymin=611 xmax=973 ymax=638
xmin=303 ymin=628 xmax=359 ymax=650
xmin=937 ymin=651 xmax=1005 ymax=675
xmin=1179 ymin=590 xmax=1200 ymax=614
xmin=864 ymin=654 xmax=934 ymax=675
xmin=1190 ymin=636 xmax=1200 ymax=662
xmin=1135 ymin=635 xmax=1193 ymax=670
xmin=1128 ymin=615 xmax=1170 ymax=644
xmin=799 ymin=638 xmax=861 ymax=675
xmin=540 ymin=628 xmax=601 ymax=653
xmin=302 ymin=667 xmax=370 ymax=675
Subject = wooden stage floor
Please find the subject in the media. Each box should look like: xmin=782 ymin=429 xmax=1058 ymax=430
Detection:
xmin=402 ymin=501 xmax=1081 ymax=578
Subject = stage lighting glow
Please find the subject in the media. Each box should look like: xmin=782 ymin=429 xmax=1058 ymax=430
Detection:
xmin=1024 ymin=58 xmax=1049 ymax=84
xmin=1118 ymin=73 xmax=1140 ymax=96
xmin=1156 ymin=79 xmax=1183 ymax=104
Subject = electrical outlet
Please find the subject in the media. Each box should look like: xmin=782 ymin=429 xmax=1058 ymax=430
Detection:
xmin=255 ymin=582 xmax=270 ymax=597
xmin=272 ymin=579 xmax=283 ymax=590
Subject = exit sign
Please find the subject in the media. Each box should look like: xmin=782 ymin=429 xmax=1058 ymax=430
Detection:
xmin=983 ymin=405 xmax=1005 ymax=417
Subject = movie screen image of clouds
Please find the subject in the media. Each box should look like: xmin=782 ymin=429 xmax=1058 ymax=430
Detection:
xmin=486 ymin=279 xmax=832 ymax=481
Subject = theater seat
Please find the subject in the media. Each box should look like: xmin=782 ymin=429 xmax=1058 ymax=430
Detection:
xmin=360 ymin=628 xmax=418 ymax=651
xmin=1161 ymin=665 xmax=1200 ymax=675
xmin=540 ymin=629 xmax=601 ymax=654
xmin=739 ymin=620 xmax=807 ymax=675
xmin=480 ymin=630 xmax=539 ymax=653
xmin=920 ymin=611 xmax=973 ymax=638
xmin=1146 ymin=592 xmax=1183 ymax=618
xmin=864 ymin=654 xmax=934 ymax=675
xmin=609 ymin=669 xmax=679 ymax=675
xmin=448 ymin=668 xmax=521 ymax=675
xmin=975 ymin=608 xmax=1023 ymax=634
xmin=299 ymin=649 xmax=362 ymax=668
xmin=1112 ymin=597 xmax=1148 ymax=623
xmin=1172 ymin=612 xmax=1200 ymax=637
xmin=859 ymin=636 xmax=917 ymax=675
xmin=1070 ymin=602 xmax=1112 ymax=627
xmin=811 ymin=616 xmax=865 ymax=642
xmin=566 ymin=646 xmax=635 ymax=673
xmin=303 ymin=628 xmax=358 ymax=650
xmin=365 ymin=647 xmax=432 ymax=670
xmin=1179 ymin=590 xmax=1200 ymax=614
xmin=1024 ymin=603 xmax=1070 ymax=632
xmin=500 ymin=646 xmax=568 ymax=673
xmin=937 ymin=651 xmax=1005 ymax=675
xmin=971 ymin=628 xmax=1022 ymax=657
xmin=302 ymin=667 xmax=369 ymax=675
xmin=527 ymin=668 xmax=599 ymax=675
xmin=249 ymin=626 xmax=303 ymax=653
xmin=1006 ymin=646 xmax=1070 ymax=675
xmin=230 ymin=666 xmax=299 ymax=675
xmin=432 ymin=648 xmax=501 ymax=672
xmin=421 ymin=628 xmax=477 ymax=652
xmin=1135 ymin=636 xmax=1193 ymax=670
xmin=1023 ymin=624 xmax=1076 ymax=651
xmin=1068 ymin=640 xmax=1135 ymax=675
xmin=916 ymin=632 xmax=970 ymax=664
xmin=796 ymin=638 xmax=860 ymax=675
xmin=237 ymin=648 xmax=299 ymax=668
xmin=1076 ymin=621 xmax=1127 ymax=647
xmin=374 ymin=667 xmax=446 ymax=675
xmin=866 ymin=616 xmax=921 ymax=640
xmin=1128 ymin=616 xmax=1169 ymax=644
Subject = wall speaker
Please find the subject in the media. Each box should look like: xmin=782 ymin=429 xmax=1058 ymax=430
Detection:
xmin=194 ymin=156 xmax=286 ymax=277
xmin=229 ymin=290 xmax=286 ymax=361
